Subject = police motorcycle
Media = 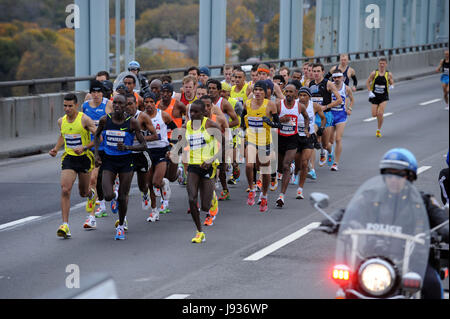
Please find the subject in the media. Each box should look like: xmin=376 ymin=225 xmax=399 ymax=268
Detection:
xmin=310 ymin=174 xmax=449 ymax=299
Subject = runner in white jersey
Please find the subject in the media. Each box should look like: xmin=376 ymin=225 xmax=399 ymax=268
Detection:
xmin=329 ymin=69 xmax=354 ymax=171
xmin=294 ymin=87 xmax=326 ymax=200
xmin=143 ymin=92 xmax=179 ymax=220
xmin=274 ymin=84 xmax=309 ymax=208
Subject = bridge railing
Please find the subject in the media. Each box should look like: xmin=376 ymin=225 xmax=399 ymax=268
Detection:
xmin=0 ymin=42 xmax=447 ymax=97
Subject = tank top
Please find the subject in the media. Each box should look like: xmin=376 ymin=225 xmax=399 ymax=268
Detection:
xmin=298 ymin=100 xmax=315 ymax=136
xmin=442 ymin=60 xmax=449 ymax=75
xmin=244 ymin=99 xmax=271 ymax=146
xmin=331 ymin=83 xmax=347 ymax=111
xmin=102 ymin=114 xmax=135 ymax=156
xmin=309 ymin=78 xmax=332 ymax=112
xmin=371 ymin=70 xmax=389 ymax=95
xmin=334 ymin=65 xmax=350 ymax=85
xmin=278 ymin=99 xmax=299 ymax=137
xmin=147 ymin=109 xmax=169 ymax=149
xmin=186 ymin=117 xmax=218 ymax=165
xmin=180 ymin=92 xmax=197 ymax=106
xmin=231 ymin=82 xmax=249 ymax=104
xmin=157 ymin=98 xmax=183 ymax=138
xmin=82 ymin=97 xmax=108 ymax=150
xmin=61 ymin=112 xmax=91 ymax=157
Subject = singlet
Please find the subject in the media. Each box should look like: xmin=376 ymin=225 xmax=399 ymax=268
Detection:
xmin=231 ymin=82 xmax=249 ymax=104
xmin=156 ymin=98 xmax=182 ymax=138
xmin=309 ymin=78 xmax=332 ymax=112
xmin=331 ymin=83 xmax=347 ymax=112
xmin=244 ymin=99 xmax=271 ymax=146
xmin=147 ymin=109 xmax=169 ymax=149
xmin=185 ymin=117 xmax=218 ymax=165
xmin=278 ymin=99 xmax=299 ymax=137
xmin=61 ymin=112 xmax=91 ymax=157
xmin=82 ymin=97 xmax=108 ymax=150
xmin=442 ymin=60 xmax=450 ymax=75
xmin=370 ymin=70 xmax=389 ymax=96
xmin=102 ymin=114 xmax=135 ymax=156
xmin=334 ymin=65 xmax=350 ymax=85
xmin=180 ymin=92 xmax=197 ymax=106
xmin=298 ymin=100 xmax=315 ymax=136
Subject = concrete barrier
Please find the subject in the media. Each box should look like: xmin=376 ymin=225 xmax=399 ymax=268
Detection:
xmin=0 ymin=48 xmax=446 ymax=146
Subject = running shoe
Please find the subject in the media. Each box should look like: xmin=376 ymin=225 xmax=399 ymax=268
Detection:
xmin=204 ymin=215 xmax=214 ymax=226
xmin=57 ymin=224 xmax=71 ymax=239
xmin=114 ymin=218 xmax=128 ymax=231
xmin=114 ymin=226 xmax=125 ymax=240
xmin=259 ymin=198 xmax=268 ymax=212
xmin=153 ymin=187 xmax=161 ymax=197
xmin=307 ymin=169 xmax=317 ymax=180
xmin=95 ymin=206 xmax=108 ymax=218
xmin=247 ymin=191 xmax=256 ymax=206
xmin=160 ymin=200 xmax=171 ymax=214
xmin=256 ymin=179 xmax=262 ymax=191
xmin=111 ymin=190 xmax=119 ymax=214
xmin=257 ymin=192 xmax=263 ymax=205
xmin=218 ymin=189 xmax=230 ymax=201
xmin=276 ymin=194 xmax=285 ymax=208
xmin=85 ymin=188 xmax=96 ymax=213
xmin=296 ymin=188 xmax=304 ymax=200
xmin=113 ymin=177 xmax=120 ymax=192
xmin=319 ymin=150 xmax=327 ymax=167
xmin=327 ymin=152 xmax=334 ymax=167
xmin=233 ymin=165 xmax=240 ymax=180
xmin=191 ymin=231 xmax=206 ymax=243
xmin=292 ymin=174 xmax=299 ymax=185
xmin=331 ymin=163 xmax=339 ymax=171
xmin=246 ymin=187 xmax=251 ymax=193
xmin=376 ymin=129 xmax=382 ymax=138
xmin=210 ymin=191 xmax=219 ymax=217
xmin=83 ymin=216 xmax=96 ymax=230
xmin=227 ymin=177 xmax=237 ymax=185
xmin=147 ymin=209 xmax=160 ymax=222
xmin=142 ymin=191 xmax=151 ymax=210
xmin=161 ymin=178 xmax=171 ymax=200
xmin=270 ymin=179 xmax=278 ymax=191
xmin=277 ymin=172 xmax=283 ymax=180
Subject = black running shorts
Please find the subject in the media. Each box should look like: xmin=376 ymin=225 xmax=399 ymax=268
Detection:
xmin=102 ymin=154 xmax=134 ymax=174
xmin=132 ymin=151 xmax=152 ymax=173
xmin=297 ymin=136 xmax=314 ymax=153
xmin=61 ymin=153 xmax=93 ymax=173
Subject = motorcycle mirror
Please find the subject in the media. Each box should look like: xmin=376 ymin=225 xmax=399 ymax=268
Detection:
xmin=310 ymin=192 xmax=329 ymax=209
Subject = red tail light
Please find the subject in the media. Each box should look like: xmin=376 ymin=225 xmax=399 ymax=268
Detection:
xmin=332 ymin=264 xmax=351 ymax=285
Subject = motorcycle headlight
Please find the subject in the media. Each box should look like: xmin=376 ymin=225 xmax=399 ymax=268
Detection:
xmin=358 ymin=258 xmax=396 ymax=296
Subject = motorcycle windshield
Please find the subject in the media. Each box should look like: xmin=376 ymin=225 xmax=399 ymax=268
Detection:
xmin=336 ymin=175 xmax=430 ymax=280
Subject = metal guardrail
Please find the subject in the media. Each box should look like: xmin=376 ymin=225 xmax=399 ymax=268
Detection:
xmin=0 ymin=42 xmax=447 ymax=96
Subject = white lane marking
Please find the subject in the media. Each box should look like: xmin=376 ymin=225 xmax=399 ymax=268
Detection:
xmin=244 ymin=222 xmax=320 ymax=261
xmin=419 ymin=99 xmax=441 ymax=106
xmin=165 ymin=294 xmax=190 ymax=299
xmin=417 ymin=166 xmax=432 ymax=175
xmin=363 ymin=112 xmax=393 ymax=122
xmin=0 ymin=216 xmax=41 ymax=231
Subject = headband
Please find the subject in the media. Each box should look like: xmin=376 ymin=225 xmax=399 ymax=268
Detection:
xmin=257 ymin=68 xmax=270 ymax=74
xmin=332 ymin=73 xmax=344 ymax=78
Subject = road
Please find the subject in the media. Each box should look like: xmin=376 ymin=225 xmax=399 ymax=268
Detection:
xmin=0 ymin=73 xmax=448 ymax=300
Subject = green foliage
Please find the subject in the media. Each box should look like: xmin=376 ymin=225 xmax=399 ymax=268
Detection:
xmin=135 ymin=3 xmax=199 ymax=45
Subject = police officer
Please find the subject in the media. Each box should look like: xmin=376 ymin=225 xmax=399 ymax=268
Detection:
xmin=319 ymin=148 xmax=449 ymax=299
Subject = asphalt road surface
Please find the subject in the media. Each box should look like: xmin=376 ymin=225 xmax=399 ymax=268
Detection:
xmin=0 ymin=73 xmax=448 ymax=300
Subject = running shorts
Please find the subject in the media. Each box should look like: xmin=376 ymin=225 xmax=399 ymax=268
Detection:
xmin=148 ymin=146 xmax=170 ymax=167
xmin=297 ymin=136 xmax=314 ymax=153
xmin=369 ymin=93 xmax=389 ymax=105
xmin=315 ymin=111 xmax=333 ymax=128
xmin=441 ymin=74 xmax=449 ymax=85
xmin=61 ymin=153 xmax=94 ymax=173
xmin=278 ymin=135 xmax=299 ymax=155
xmin=188 ymin=164 xmax=215 ymax=179
xmin=102 ymin=154 xmax=134 ymax=174
xmin=331 ymin=110 xmax=347 ymax=126
xmin=132 ymin=151 xmax=152 ymax=173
